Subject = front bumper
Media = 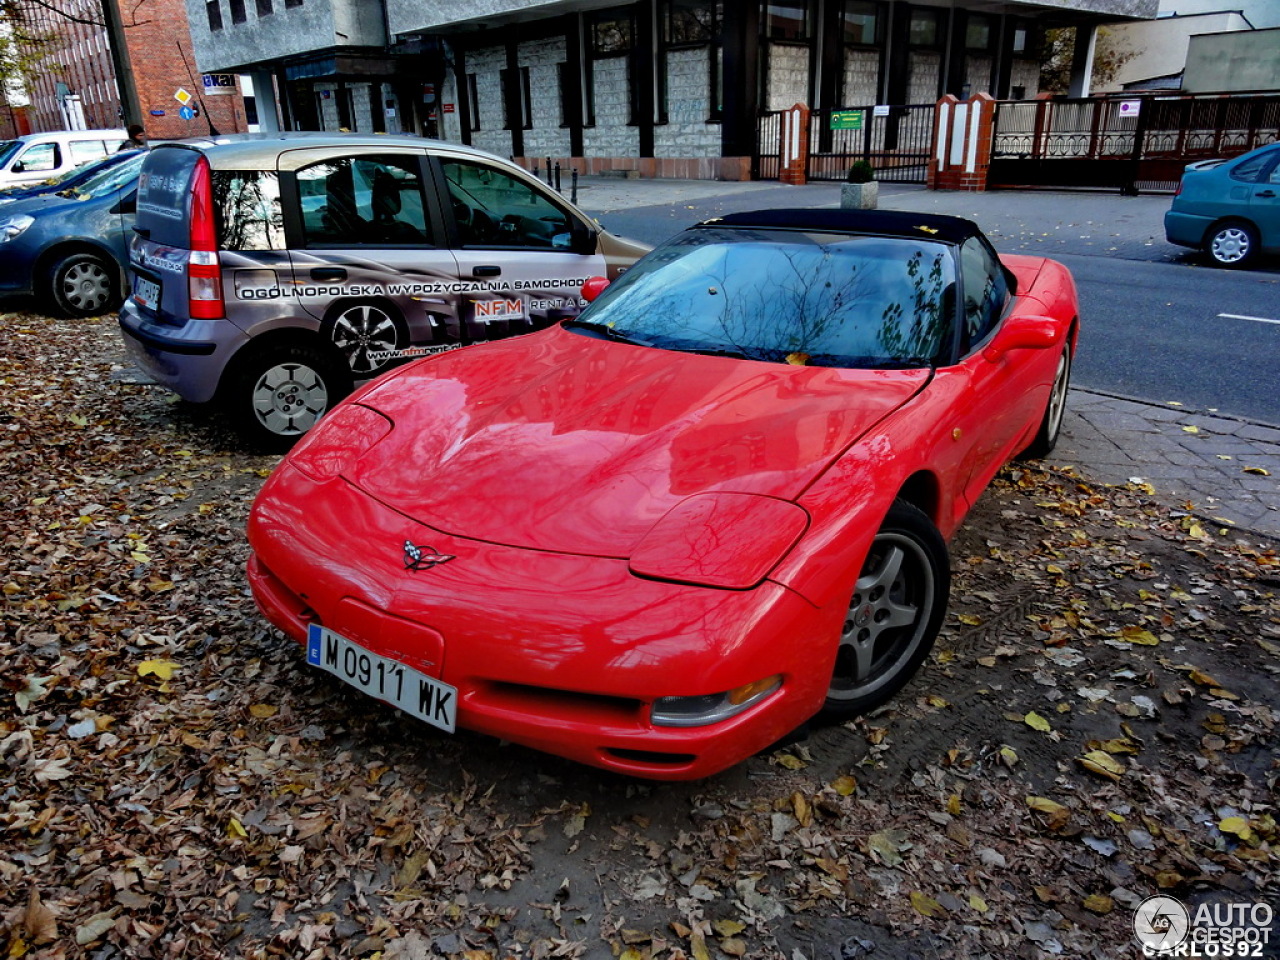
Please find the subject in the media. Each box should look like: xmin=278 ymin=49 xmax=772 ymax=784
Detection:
xmin=247 ymin=463 xmax=835 ymax=780
xmin=118 ymin=301 xmax=249 ymax=404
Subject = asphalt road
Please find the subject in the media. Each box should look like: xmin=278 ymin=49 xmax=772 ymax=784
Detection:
xmin=589 ymin=197 xmax=1280 ymax=426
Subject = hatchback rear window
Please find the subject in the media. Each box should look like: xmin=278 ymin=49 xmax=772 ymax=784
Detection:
xmin=136 ymin=147 xmax=203 ymax=248
xmin=213 ymin=170 xmax=285 ymax=251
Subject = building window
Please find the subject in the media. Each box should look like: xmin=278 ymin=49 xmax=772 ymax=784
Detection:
xmin=840 ymin=0 xmax=878 ymax=45
xmin=665 ymin=0 xmax=716 ymax=45
xmin=586 ymin=11 xmax=636 ymax=126
xmin=591 ymin=15 xmax=634 ymax=54
xmin=229 ymin=0 xmax=246 ymax=25
xmin=1012 ymin=26 xmax=1028 ymax=54
xmin=500 ymin=67 xmax=532 ymax=130
xmin=284 ymin=0 xmax=302 ymax=8
xmin=908 ymin=10 xmax=939 ymax=47
xmin=519 ymin=65 xmax=532 ymax=129
xmin=766 ymin=0 xmax=810 ymax=42
xmin=206 ymin=0 xmax=222 ymax=31
xmin=466 ymin=73 xmax=480 ymax=131
xmin=966 ymin=15 xmax=992 ymax=51
xmin=256 ymin=0 xmax=272 ymax=15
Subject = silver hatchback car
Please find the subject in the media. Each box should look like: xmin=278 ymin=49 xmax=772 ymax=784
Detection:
xmin=118 ymin=133 xmax=648 ymax=448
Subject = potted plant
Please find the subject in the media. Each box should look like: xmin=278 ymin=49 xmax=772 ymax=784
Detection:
xmin=841 ymin=160 xmax=878 ymax=210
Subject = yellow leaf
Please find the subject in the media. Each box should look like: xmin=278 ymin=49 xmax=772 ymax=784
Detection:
xmin=957 ymin=613 xmax=982 ymax=626
xmin=620 ymin=949 xmax=646 ymax=960
xmin=1107 ymin=811 xmax=1126 ymax=823
xmin=227 ymin=818 xmax=248 ymax=839
xmin=936 ymin=649 xmax=955 ymax=663
xmin=1243 ymin=466 xmax=1270 ymax=476
xmin=926 ymin=695 xmax=949 ymax=708
xmin=784 ymin=352 xmax=809 ymax=366
xmin=1045 ymin=564 xmax=1064 ymax=574
xmin=1188 ymin=669 xmax=1220 ymax=687
xmin=174 ymin=449 xmax=194 ymax=457
xmin=1119 ymin=626 xmax=1160 ymax=646
xmin=1024 ymin=711 xmax=1051 ymax=733
xmin=1083 ymin=894 xmax=1113 ymax=914
xmin=130 ymin=551 xmax=151 ymax=564
xmin=1079 ymin=750 xmax=1125 ymax=781
xmin=775 ymin=753 xmax=806 ymax=770
xmin=712 ymin=920 xmax=746 ymax=938
xmin=68 ymin=413 xmax=87 ymax=427
xmin=1218 ymin=816 xmax=1254 ymax=842
xmin=999 ymin=746 xmax=1019 ymax=767
xmin=690 ymin=931 xmax=712 ymax=960
xmin=1090 ymin=738 xmax=1140 ymax=755
xmin=249 ymin=704 xmax=278 ymax=719
xmin=969 ymin=893 xmax=989 ymax=913
xmin=1182 ymin=425 xmax=1199 ymax=434
xmin=832 ymin=775 xmax=857 ymax=796
xmin=1026 ymin=796 xmax=1068 ymax=817
xmin=910 ymin=891 xmax=947 ymax=918
xmin=946 ymin=794 xmax=962 ymax=816
xmin=137 ymin=660 xmax=179 ymax=680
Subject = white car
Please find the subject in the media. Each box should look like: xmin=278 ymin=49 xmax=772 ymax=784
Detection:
xmin=0 ymin=130 xmax=131 ymax=189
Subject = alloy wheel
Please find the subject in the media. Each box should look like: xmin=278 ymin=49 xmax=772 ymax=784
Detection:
xmin=330 ymin=304 xmax=401 ymax=374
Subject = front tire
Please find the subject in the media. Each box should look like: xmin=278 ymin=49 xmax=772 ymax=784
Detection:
xmin=1205 ymin=221 xmax=1258 ymax=268
xmin=227 ymin=342 xmax=350 ymax=451
xmin=821 ymin=500 xmax=949 ymax=720
xmin=47 ymin=252 xmax=120 ymax=317
xmin=1019 ymin=341 xmax=1072 ymax=460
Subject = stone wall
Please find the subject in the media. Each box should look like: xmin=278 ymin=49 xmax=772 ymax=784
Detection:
xmin=655 ymin=47 xmax=720 ymax=158
xmin=842 ymin=48 xmax=880 ymax=105
xmin=1009 ymin=60 xmax=1041 ymax=99
xmin=908 ymin=52 xmax=942 ymax=103
xmin=519 ymin=38 xmax=573 ymax=158
xmin=966 ymin=55 xmax=993 ymax=96
xmin=766 ymin=43 xmax=810 ymax=112
xmin=583 ymin=57 xmax=639 ymax=156
xmin=469 ymin=46 xmax=515 ymax=158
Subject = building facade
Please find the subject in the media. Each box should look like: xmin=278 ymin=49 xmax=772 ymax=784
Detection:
xmin=188 ymin=0 xmax=1158 ymax=179
xmin=17 ymin=0 xmax=248 ymax=140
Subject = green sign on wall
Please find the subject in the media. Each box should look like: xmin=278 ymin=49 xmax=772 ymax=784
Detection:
xmin=829 ymin=110 xmax=864 ymax=131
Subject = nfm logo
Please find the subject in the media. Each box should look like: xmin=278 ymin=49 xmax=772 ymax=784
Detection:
xmin=473 ymin=299 xmax=524 ymax=322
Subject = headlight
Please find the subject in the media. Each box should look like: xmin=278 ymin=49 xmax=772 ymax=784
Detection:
xmin=0 ymin=214 xmax=34 ymax=241
xmin=652 ymin=675 xmax=782 ymax=727
xmin=629 ymin=493 xmax=809 ymax=589
xmin=287 ymin=403 xmax=391 ymax=481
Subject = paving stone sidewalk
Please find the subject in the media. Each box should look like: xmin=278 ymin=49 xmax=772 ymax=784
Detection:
xmin=572 ymin=174 xmax=1280 ymax=539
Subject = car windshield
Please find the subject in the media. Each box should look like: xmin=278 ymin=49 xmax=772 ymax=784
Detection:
xmin=575 ymin=227 xmax=956 ymax=369
xmin=64 ymin=152 xmax=145 ymax=199
xmin=0 ymin=140 xmax=21 ymax=167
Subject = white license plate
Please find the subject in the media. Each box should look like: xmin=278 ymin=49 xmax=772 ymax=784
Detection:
xmin=306 ymin=624 xmax=456 ymax=733
xmin=133 ymin=274 xmax=160 ymax=310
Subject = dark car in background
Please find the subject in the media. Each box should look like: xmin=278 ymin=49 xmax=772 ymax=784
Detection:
xmin=1165 ymin=142 xmax=1280 ymax=268
xmin=0 ymin=149 xmax=143 ymax=205
xmin=0 ymin=150 xmax=145 ymax=316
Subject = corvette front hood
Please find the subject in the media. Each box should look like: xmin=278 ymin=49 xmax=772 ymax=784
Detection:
xmin=349 ymin=326 xmax=928 ymax=556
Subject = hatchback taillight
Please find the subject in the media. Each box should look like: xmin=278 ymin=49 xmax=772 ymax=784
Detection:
xmin=187 ymin=155 xmax=224 ymax=320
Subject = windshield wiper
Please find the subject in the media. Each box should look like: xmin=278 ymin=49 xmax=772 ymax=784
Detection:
xmin=561 ymin=317 xmax=653 ymax=347
xmin=683 ymin=345 xmax=757 ymax=360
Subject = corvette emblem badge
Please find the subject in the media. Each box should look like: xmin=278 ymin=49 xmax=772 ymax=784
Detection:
xmin=403 ymin=540 xmax=455 ymax=571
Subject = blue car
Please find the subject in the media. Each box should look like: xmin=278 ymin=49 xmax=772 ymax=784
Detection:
xmin=0 ymin=149 xmax=143 ymax=206
xmin=0 ymin=151 xmax=145 ymax=316
xmin=1165 ymin=142 xmax=1280 ymax=268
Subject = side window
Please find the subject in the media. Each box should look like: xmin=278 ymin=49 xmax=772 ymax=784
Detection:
xmin=959 ymin=237 xmax=1008 ymax=351
xmin=213 ymin=170 xmax=286 ymax=251
xmin=1230 ymin=152 xmax=1272 ymax=183
xmin=17 ymin=142 xmax=58 ymax=172
xmin=69 ymin=140 xmax=108 ymax=165
xmin=441 ymin=159 xmax=573 ymax=249
xmin=296 ymin=154 xmax=430 ymax=247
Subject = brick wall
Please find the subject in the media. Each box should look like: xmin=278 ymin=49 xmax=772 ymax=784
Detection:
xmin=17 ymin=0 xmax=246 ymax=140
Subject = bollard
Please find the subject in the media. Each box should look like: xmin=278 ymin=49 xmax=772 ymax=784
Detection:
xmin=571 ymin=169 xmax=578 ymax=204
xmin=532 ymin=162 xmax=539 ymax=181
xmin=545 ymin=157 xmax=552 ymax=186
xmin=554 ymin=162 xmax=561 ymax=192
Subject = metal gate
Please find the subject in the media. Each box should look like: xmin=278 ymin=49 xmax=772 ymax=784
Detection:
xmin=755 ymin=104 xmax=936 ymax=182
xmin=990 ymin=93 xmax=1280 ymax=193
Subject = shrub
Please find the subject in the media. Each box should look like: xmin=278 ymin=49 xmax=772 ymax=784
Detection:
xmin=846 ymin=160 xmax=875 ymax=183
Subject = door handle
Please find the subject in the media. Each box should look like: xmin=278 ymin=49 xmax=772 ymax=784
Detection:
xmin=1257 ymin=190 xmax=1277 ymax=198
xmin=310 ymin=267 xmax=348 ymax=282
xmin=472 ymin=265 xmax=501 ymax=278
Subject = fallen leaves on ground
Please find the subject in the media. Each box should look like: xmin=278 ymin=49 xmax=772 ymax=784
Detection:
xmin=1 ymin=311 xmax=1277 ymax=958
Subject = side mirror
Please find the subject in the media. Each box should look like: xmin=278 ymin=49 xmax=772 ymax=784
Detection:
xmin=581 ymin=276 xmax=610 ymax=302
xmin=11 ymin=162 xmax=24 ymax=173
xmin=982 ymin=315 xmax=1059 ymax=363
xmin=570 ymin=219 xmax=598 ymax=255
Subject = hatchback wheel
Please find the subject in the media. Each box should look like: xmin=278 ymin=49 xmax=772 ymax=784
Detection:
xmin=48 ymin=252 xmax=120 ymax=317
xmin=821 ymin=500 xmax=950 ymax=719
xmin=326 ymin=302 xmax=407 ymax=375
xmin=1206 ymin=221 xmax=1258 ymax=268
xmin=228 ymin=342 xmax=350 ymax=451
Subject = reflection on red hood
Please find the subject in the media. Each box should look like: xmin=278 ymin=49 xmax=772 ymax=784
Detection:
xmin=350 ymin=325 xmax=928 ymax=556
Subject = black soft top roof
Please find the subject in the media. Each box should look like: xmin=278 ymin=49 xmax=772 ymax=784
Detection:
xmin=699 ymin=208 xmax=981 ymax=245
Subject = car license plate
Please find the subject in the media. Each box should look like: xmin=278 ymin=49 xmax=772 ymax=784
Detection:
xmin=133 ymin=274 xmax=160 ymax=310
xmin=306 ymin=624 xmax=456 ymax=733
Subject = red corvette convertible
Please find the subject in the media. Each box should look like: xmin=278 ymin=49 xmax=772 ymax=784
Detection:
xmin=247 ymin=209 xmax=1079 ymax=780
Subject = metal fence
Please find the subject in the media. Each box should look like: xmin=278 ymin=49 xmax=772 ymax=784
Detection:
xmin=990 ymin=93 xmax=1280 ymax=193
xmin=755 ymin=103 xmax=936 ymax=183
